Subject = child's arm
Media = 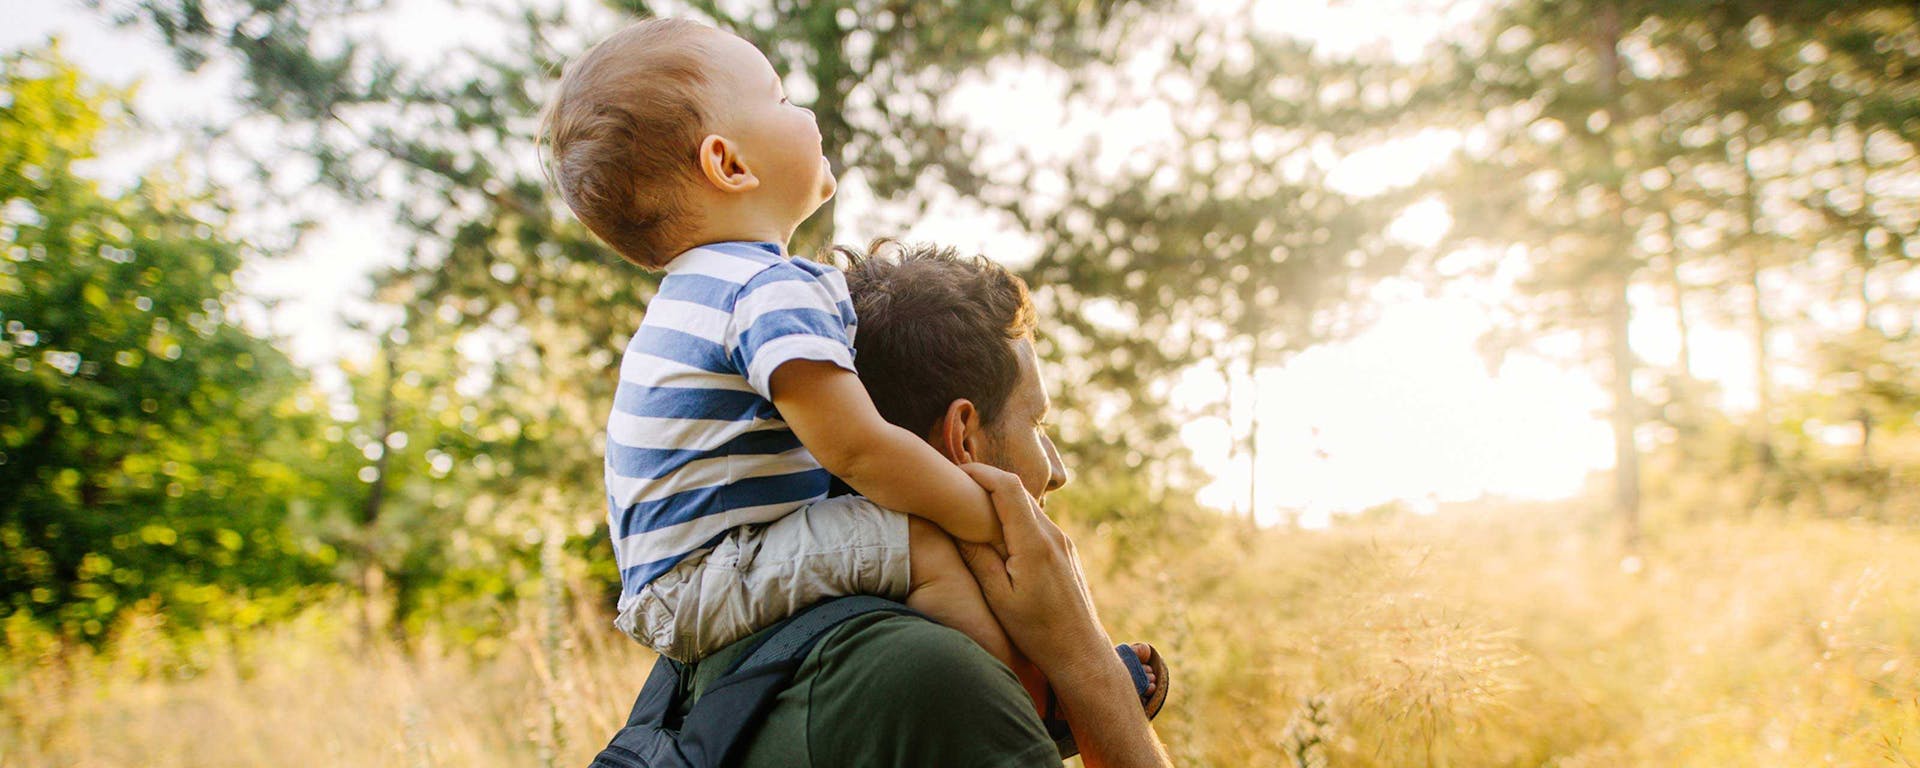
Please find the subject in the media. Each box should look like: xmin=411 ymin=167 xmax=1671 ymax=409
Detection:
xmin=770 ymin=359 xmax=1002 ymax=544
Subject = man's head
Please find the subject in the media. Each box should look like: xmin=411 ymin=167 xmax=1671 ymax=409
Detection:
xmin=541 ymin=19 xmax=835 ymax=269
xmin=842 ymin=241 xmax=1068 ymax=502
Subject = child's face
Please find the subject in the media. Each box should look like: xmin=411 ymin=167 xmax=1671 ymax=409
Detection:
xmin=703 ymin=32 xmax=837 ymax=231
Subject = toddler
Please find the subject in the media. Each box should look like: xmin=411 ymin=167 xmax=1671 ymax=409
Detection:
xmin=540 ymin=17 xmax=1161 ymax=724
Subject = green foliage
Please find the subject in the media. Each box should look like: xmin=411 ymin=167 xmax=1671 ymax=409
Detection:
xmin=0 ymin=45 xmax=329 ymax=640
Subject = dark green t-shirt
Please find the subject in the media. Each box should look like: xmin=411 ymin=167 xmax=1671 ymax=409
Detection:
xmin=680 ymin=612 xmax=1062 ymax=768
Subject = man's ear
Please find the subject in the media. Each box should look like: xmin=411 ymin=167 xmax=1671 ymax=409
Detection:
xmin=698 ymin=134 xmax=760 ymax=193
xmin=933 ymin=399 xmax=985 ymax=464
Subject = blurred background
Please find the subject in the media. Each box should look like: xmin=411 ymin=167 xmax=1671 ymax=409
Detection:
xmin=3 ymin=0 xmax=1917 ymax=765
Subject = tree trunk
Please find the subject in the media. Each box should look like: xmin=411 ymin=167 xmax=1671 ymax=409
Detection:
xmin=1597 ymin=0 xmax=1641 ymax=549
xmin=1245 ymin=335 xmax=1263 ymax=530
xmin=1217 ymin=356 xmax=1249 ymax=523
xmin=1661 ymin=210 xmax=1696 ymax=454
xmin=794 ymin=6 xmax=849 ymax=255
xmin=360 ymin=330 xmax=398 ymax=637
xmin=1662 ymin=212 xmax=1694 ymax=384
xmin=1607 ymin=268 xmax=1641 ymax=548
xmin=1858 ymin=262 xmax=1876 ymax=469
xmin=1739 ymin=143 xmax=1776 ymax=471
xmin=1854 ymin=132 xmax=1876 ymax=471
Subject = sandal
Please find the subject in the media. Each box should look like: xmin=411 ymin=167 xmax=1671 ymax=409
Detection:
xmin=1043 ymin=642 xmax=1171 ymax=759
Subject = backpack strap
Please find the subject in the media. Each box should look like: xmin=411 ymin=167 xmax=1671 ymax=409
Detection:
xmin=590 ymin=596 xmax=924 ymax=768
xmin=590 ymin=656 xmax=690 ymax=768
xmin=678 ymin=596 xmax=923 ymax=767
xmin=731 ymin=595 xmax=922 ymax=675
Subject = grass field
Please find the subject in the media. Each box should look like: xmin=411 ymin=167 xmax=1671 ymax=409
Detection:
xmin=5 ymin=497 xmax=1918 ymax=767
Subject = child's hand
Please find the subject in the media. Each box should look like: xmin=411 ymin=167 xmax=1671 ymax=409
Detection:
xmin=772 ymin=360 xmax=1002 ymax=544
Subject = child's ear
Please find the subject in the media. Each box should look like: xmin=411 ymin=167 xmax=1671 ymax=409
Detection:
xmin=698 ymin=134 xmax=760 ymax=193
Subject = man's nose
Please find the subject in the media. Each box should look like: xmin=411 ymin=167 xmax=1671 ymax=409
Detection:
xmin=1043 ymin=433 xmax=1069 ymax=493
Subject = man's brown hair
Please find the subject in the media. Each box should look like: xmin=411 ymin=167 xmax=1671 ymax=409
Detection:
xmin=540 ymin=18 xmax=713 ymax=269
xmin=841 ymin=240 xmax=1038 ymax=439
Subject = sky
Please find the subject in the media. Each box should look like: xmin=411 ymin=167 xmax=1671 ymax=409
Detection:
xmin=12 ymin=0 xmax=1766 ymax=526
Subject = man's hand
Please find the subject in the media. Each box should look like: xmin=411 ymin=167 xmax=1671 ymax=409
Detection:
xmin=954 ymin=464 xmax=1173 ymax=768
xmin=953 ymin=463 xmax=1110 ymax=679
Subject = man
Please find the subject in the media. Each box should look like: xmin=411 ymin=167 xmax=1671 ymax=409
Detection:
xmin=664 ymin=241 xmax=1173 ymax=767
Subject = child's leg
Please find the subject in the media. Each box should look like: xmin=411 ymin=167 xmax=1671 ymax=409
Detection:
xmin=905 ymin=517 xmax=1048 ymax=710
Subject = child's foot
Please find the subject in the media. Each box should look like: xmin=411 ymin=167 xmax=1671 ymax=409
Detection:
xmin=1043 ymin=642 xmax=1172 ymax=759
xmin=1125 ymin=642 xmax=1159 ymax=700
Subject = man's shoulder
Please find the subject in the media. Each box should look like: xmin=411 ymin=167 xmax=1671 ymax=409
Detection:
xmin=692 ymin=610 xmax=993 ymax=696
xmin=812 ymin=611 xmax=998 ymax=681
xmin=762 ymin=612 xmax=1058 ymax=768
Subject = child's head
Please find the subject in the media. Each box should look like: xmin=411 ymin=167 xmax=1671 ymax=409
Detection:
xmin=542 ymin=19 xmax=836 ymax=269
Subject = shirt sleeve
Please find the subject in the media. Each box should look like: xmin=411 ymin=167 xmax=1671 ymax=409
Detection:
xmin=730 ymin=261 xmax=857 ymax=400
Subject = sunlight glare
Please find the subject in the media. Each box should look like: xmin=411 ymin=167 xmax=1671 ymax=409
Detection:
xmin=1183 ymin=289 xmax=1615 ymax=525
xmin=1387 ymin=198 xmax=1453 ymax=249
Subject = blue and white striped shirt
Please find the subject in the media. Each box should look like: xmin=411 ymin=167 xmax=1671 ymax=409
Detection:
xmin=604 ymin=241 xmax=858 ymax=601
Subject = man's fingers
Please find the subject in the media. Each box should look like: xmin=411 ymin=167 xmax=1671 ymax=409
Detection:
xmin=960 ymin=462 xmax=1023 ymax=496
xmin=960 ymin=463 xmax=1040 ymax=534
xmin=955 ymin=541 xmax=1010 ymax=596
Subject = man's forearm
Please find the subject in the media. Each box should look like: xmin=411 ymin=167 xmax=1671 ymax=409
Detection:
xmin=954 ymin=465 xmax=1173 ymax=768
xmin=1048 ymin=654 xmax=1174 ymax=768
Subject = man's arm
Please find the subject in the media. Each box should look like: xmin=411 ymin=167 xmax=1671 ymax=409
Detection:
xmin=955 ymin=465 xmax=1175 ymax=768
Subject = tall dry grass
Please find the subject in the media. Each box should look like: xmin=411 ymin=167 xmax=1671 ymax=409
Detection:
xmin=5 ymin=499 xmax=1919 ymax=767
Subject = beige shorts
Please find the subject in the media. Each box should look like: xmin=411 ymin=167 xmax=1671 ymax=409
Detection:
xmin=615 ymin=495 xmax=911 ymax=662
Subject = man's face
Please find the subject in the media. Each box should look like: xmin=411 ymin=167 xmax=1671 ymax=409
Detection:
xmin=978 ymin=338 xmax=1069 ymax=504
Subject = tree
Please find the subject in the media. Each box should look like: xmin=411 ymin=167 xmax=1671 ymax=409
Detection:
xmin=1794 ymin=5 xmax=1917 ymax=477
xmin=1775 ymin=4 xmax=1918 ymax=513
xmin=1438 ymin=0 xmax=1687 ymax=545
xmin=998 ymin=14 xmax=1425 ymax=521
xmin=0 ymin=45 xmax=329 ymax=639
xmin=1617 ymin=2 xmax=1919 ymax=515
xmin=1439 ymin=0 xmax=1920 ymax=530
xmin=104 ymin=0 xmax=1162 ymax=248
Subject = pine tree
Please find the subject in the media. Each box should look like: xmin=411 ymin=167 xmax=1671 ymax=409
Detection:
xmin=1437 ymin=0 xmax=1662 ymax=544
xmin=991 ymin=14 xmax=1427 ymax=519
